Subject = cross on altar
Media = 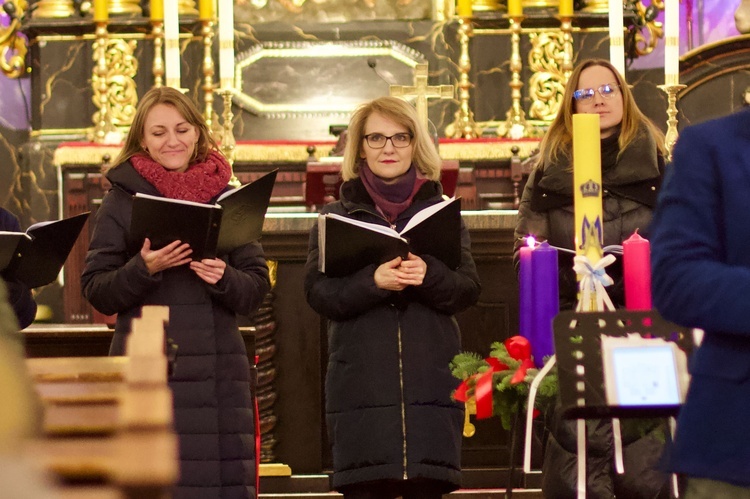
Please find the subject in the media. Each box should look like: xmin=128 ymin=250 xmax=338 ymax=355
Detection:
xmin=390 ymin=63 xmax=454 ymax=131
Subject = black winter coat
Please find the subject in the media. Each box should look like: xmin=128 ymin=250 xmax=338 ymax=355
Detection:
xmin=304 ymin=178 xmax=481 ymax=491
xmin=81 ymin=162 xmax=270 ymax=499
xmin=0 ymin=208 xmax=37 ymax=329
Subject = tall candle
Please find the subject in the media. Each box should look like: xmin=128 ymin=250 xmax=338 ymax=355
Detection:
xmin=572 ymin=113 xmax=603 ymax=264
xmin=508 ymin=0 xmax=522 ymax=17
xmin=530 ymin=241 xmax=559 ymax=367
xmin=93 ymin=0 xmax=108 ymax=22
xmin=664 ymin=0 xmax=680 ymax=85
xmin=199 ymin=0 xmax=213 ymax=20
xmin=150 ymin=0 xmax=164 ymax=21
xmin=218 ymin=0 xmax=235 ymax=89
xmin=623 ymin=231 xmax=651 ymax=310
xmin=164 ymin=0 xmax=180 ymax=88
xmin=519 ymin=237 xmax=534 ymax=341
xmin=457 ymin=0 xmax=472 ymax=18
xmin=558 ymin=0 xmax=573 ymax=17
xmin=608 ymin=0 xmax=625 ymax=78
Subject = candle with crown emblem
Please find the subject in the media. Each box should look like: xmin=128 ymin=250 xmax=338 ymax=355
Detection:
xmin=573 ymin=113 xmax=603 ymax=265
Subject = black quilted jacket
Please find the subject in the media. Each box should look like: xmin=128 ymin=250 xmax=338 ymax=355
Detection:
xmin=304 ymin=178 xmax=481 ymax=491
xmin=81 ymin=161 xmax=270 ymax=499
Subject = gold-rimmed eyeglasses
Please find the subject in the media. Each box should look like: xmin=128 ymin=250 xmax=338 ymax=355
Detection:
xmin=362 ymin=133 xmax=413 ymax=149
xmin=573 ymin=83 xmax=620 ymax=103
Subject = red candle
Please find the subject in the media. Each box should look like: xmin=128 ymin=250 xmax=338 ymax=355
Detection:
xmin=623 ymin=230 xmax=651 ymax=310
xmin=519 ymin=237 xmax=534 ymax=340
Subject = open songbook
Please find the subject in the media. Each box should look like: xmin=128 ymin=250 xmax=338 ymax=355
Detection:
xmin=130 ymin=170 xmax=278 ymax=260
xmin=318 ymin=197 xmax=461 ymax=277
xmin=0 ymin=212 xmax=90 ymax=288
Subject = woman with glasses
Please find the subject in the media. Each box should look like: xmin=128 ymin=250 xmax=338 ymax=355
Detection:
xmin=304 ymin=96 xmax=481 ymax=499
xmin=513 ymin=59 xmax=669 ymax=498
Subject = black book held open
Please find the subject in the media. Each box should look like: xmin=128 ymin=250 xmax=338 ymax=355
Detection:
xmin=0 ymin=211 xmax=90 ymax=288
xmin=130 ymin=169 xmax=278 ymax=260
xmin=318 ymin=197 xmax=461 ymax=278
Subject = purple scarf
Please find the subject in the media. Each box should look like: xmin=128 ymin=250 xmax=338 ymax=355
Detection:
xmin=360 ymin=162 xmax=428 ymax=223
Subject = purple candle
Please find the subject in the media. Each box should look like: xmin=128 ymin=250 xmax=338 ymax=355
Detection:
xmin=531 ymin=241 xmax=559 ymax=367
xmin=519 ymin=237 xmax=534 ymax=341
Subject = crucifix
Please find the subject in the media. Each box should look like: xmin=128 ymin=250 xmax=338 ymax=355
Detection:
xmin=390 ymin=63 xmax=454 ymax=131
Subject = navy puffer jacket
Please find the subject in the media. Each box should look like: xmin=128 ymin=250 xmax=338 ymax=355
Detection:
xmin=81 ymin=162 xmax=270 ymax=499
xmin=304 ymin=178 xmax=481 ymax=491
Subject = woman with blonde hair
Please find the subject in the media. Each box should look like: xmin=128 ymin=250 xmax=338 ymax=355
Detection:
xmin=305 ymin=96 xmax=481 ymax=499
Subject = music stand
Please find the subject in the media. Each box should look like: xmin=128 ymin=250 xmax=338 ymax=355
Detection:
xmin=553 ymin=309 xmax=693 ymax=421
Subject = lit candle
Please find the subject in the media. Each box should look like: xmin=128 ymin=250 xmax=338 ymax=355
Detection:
xmin=530 ymin=241 xmax=558 ymax=367
xmin=623 ymin=231 xmax=651 ymax=310
xmin=519 ymin=237 xmax=534 ymax=341
xmin=664 ymin=0 xmax=680 ymax=85
xmin=558 ymin=0 xmax=573 ymax=17
xmin=93 ymin=0 xmax=108 ymax=22
xmin=164 ymin=0 xmax=180 ymax=88
xmin=457 ymin=0 xmax=472 ymax=18
xmin=508 ymin=0 xmax=522 ymax=17
xmin=218 ymin=0 xmax=235 ymax=89
xmin=608 ymin=0 xmax=625 ymax=78
xmin=150 ymin=0 xmax=164 ymax=21
xmin=199 ymin=0 xmax=213 ymax=20
xmin=572 ymin=113 xmax=603 ymax=264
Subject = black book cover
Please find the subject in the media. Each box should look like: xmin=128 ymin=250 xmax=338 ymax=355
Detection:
xmin=1 ymin=212 xmax=90 ymax=288
xmin=130 ymin=170 xmax=278 ymax=260
xmin=319 ymin=197 xmax=461 ymax=278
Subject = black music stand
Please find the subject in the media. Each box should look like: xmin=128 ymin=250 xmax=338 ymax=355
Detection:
xmin=553 ymin=309 xmax=693 ymax=420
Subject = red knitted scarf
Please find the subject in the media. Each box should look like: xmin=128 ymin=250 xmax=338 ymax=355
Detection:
xmin=130 ymin=151 xmax=232 ymax=203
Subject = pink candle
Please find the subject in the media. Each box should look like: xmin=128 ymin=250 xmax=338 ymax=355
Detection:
xmin=623 ymin=230 xmax=651 ymax=310
xmin=519 ymin=237 xmax=534 ymax=340
xmin=530 ymin=241 xmax=558 ymax=367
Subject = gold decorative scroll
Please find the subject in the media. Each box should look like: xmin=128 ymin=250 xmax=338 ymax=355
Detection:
xmin=0 ymin=0 xmax=27 ymax=78
xmin=527 ymin=31 xmax=567 ymax=122
xmin=633 ymin=0 xmax=665 ymax=57
xmin=91 ymin=38 xmax=139 ymax=129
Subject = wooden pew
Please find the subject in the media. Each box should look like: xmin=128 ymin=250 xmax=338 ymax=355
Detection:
xmin=23 ymin=306 xmax=179 ymax=499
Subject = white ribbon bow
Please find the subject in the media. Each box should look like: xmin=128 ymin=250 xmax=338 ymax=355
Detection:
xmin=573 ymin=254 xmax=617 ymax=312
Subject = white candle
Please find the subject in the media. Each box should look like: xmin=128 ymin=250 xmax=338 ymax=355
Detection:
xmin=219 ymin=0 xmax=235 ymax=89
xmin=164 ymin=0 xmax=180 ymax=88
xmin=664 ymin=0 xmax=680 ymax=85
xmin=608 ymin=0 xmax=625 ymax=78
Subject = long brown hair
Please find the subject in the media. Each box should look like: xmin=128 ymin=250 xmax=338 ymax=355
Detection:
xmin=537 ymin=59 xmax=665 ymax=169
xmin=341 ymin=96 xmax=442 ymax=181
xmin=112 ymin=87 xmax=219 ymax=168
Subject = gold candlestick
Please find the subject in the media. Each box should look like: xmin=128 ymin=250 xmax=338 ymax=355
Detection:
xmin=201 ymin=19 xmax=216 ymax=128
xmin=91 ymin=22 xmax=117 ymax=143
xmin=497 ymin=15 xmax=528 ymax=139
xmin=217 ymin=88 xmax=240 ymax=188
xmin=559 ymin=15 xmax=574 ymax=82
xmin=446 ymin=17 xmax=481 ymax=139
xmin=151 ymin=20 xmax=164 ymax=88
xmin=657 ymin=83 xmax=686 ymax=163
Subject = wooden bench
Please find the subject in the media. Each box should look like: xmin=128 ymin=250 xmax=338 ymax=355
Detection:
xmin=23 ymin=306 xmax=179 ymax=499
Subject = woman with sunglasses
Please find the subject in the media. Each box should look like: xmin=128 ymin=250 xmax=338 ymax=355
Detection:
xmin=304 ymin=96 xmax=481 ymax=499
xmin=513 ymin=59 xmax=669 ymax=498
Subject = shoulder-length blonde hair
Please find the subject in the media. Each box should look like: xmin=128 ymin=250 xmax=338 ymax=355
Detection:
xmin=341 ymin=96 xmax=442 ymax=181
xmin=537 ymin=58 xmax=665 ymax=169
xmin=111 ymin=87 xmax=219 ymax=168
